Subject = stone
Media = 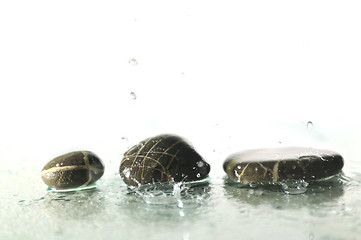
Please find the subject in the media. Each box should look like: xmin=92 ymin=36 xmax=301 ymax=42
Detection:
xmin=41 ymin=151 xmax=105 ymax=189
xmin=223 ymin=147 xmax=344 ymax=183
xmin=120 ymin=134 xmax=211 ymax=187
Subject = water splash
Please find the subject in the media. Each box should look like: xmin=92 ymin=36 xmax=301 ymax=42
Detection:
xmin=281 ymin=180 xmax=309 ymax=195
xmin=133 ymin=182 xmax=185 ymax=206
xmin=131 ymin=178 xmax=211 ymax=208
xmin=307 ymin=121 xmax=313 ymax=129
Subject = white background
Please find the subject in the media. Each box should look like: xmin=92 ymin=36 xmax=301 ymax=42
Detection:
xmin=1 ymin=1 xmax=361 ymax=173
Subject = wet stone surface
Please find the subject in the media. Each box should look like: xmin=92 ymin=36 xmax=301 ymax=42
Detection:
xmin=223 ymin=147 xmax=344 ymax=183
xmin=120 ymin=134 xmax=211 ymax=187
xmin=41 ymin=151 xmax=105 ymax=190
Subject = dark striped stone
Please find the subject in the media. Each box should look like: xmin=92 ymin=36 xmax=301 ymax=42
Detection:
xmin=223 ymin=147 xmax=344 ymax=183
xmin=119 ymin=134 xmax=210 ymax=187
xmin=41 ymin=151 xmax=104 ymax=189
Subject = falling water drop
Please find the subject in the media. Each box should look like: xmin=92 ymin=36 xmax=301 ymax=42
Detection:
xmin=307 ymin=121 xmax=313 ymax=129
xmin=129 ymin=92 xmax=137 ymax=100
xmin=129 ymin=58 xmax=138 ymax=66
xmin=120 ymin=137 xmax=129 ymax=143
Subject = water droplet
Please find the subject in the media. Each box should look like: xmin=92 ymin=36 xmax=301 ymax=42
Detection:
xmin=307 ymin=121 xmax=313 ymax=129
xmin=123 ymin=169 xmax=131 ymax=178
xmin=129 ymin=92 xmax=137 ymax=100
xmin=281 ymin=180 xmax=309 ymax=195
xmin=129 ymin=58 xmax=138 ymax=66
xmin=236 ymin=165 xmax=242 ymax=170
xmin=55 ymin=163 xmax=60 ymax=167
xmin=177 ymin=199 xmax=184 ymax=208
xmin=196 ymin=161 xmax=204 ymax=168
xmin=196 ymin=173 xmax=201 ymax=178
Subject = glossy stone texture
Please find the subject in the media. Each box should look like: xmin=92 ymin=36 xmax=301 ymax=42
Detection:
xmin=41 ymin=151 xmax=104 ymax=189
xmin=223 ymin=147 xmax=344 ymax=183
xmin=120 ymin=134 xmax=210 ymax=187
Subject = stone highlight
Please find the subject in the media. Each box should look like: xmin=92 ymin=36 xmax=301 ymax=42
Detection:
xmin=41 ymin=151 xmax=104 ymax=189
xmin=120 ymin=134 xmax=210 ymax=187
xmin=223 ymin=147 xmax=344 ymax=183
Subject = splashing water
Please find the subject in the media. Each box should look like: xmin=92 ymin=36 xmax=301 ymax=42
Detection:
xmin=130 ymin=178 xmax=211 ymax=208
xmin=134 ymin=182 xmax=182 ymax=205
xmin=281 ymin=180 xmax=309 ymax=194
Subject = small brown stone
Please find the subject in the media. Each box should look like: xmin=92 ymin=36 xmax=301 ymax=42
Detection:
xmin=41 ymin=151 xmax=104 ymax=189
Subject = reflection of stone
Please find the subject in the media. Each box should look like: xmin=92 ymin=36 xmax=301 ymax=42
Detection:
xmin=223 ymin=147 xmax=344 ymax=183
xmin=42 ymin=188 xmax=104 ymax=220
xmin=223 ymin=174 xmax=345 ymax=210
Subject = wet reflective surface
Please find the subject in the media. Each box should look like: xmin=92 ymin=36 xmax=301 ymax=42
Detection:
xmin=1 ymin=158 xmax=361 ymax=240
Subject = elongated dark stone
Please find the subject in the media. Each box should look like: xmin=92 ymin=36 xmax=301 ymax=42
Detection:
xmin=223 ymin=147 xmax=344 ymax=183
xmin=41 ymin=151 xmax=104 ymax=189
xmin=119 ymin=134 xmax=211 ymax=187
